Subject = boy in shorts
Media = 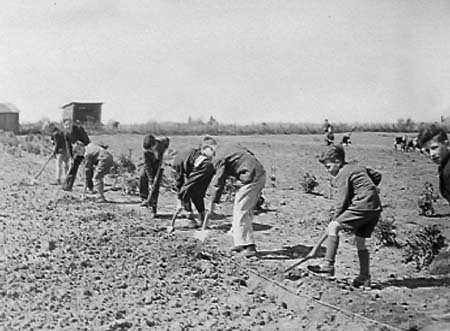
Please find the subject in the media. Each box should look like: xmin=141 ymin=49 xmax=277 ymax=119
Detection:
xmin=307 ymin=144 xmax=382 ymax=287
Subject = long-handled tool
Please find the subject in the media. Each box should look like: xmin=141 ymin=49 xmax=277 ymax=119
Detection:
xmin=31 ymin=154 xmax=53 ymax=184
xmin=193 ymin=212 xmax=211 ymax=242
xmin=276 ymin=256 xmax=311 ymax=282
xmin=276 ymin=232 xmax=328 ymax=281
xmin=166 ymin=206 xmax=183 ymax=233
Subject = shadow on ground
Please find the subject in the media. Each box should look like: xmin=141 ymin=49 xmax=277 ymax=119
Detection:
xmin=257 ymin=244 xmax=326 ymax=260
xmin=376 ymin=277 xmax=450 ymax=289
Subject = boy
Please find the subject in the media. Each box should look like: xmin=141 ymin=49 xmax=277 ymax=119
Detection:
xmin=208 ymin=144 xmax=266 ymax=258
xmin=50 ymin=126 xmax=71 ymax=184
xmin=62 ymin=119 xmax=91 ymax=191
xmin=139 ymin=134 xmax=170 ymax=217
xmin=173 ymin=136 xmax=217 ymax=226
xmin=307 ymin=144 xmax=382 ymax=287
xmin=84 ymin=143 xmax=114 ymax=202
xmin=417 ymin=124 xmax=450 ymax=204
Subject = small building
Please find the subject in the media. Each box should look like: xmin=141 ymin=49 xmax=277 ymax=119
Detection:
xmin=61 ymin=102 xmax=103 ymax=124
xmin=0 ymin=103 xmax=20 ymax=133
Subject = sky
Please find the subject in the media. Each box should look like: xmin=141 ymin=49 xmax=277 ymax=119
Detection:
xmin=1 ymin=0 xmax=450 ymax=125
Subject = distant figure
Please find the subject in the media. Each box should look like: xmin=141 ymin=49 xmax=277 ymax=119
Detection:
xmin=323 ymin=119 xmax=335 ymax=145
xmin=393 ymin=135 xmax=407 ymax=152
xmin=341 ymin=132 xmax=352 ymax=146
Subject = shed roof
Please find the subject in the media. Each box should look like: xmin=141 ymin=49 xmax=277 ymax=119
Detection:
xmin=61 ymin=101 xmax=103 ymax=109
xmin=0 ymin=103 xmax=20 ymax=114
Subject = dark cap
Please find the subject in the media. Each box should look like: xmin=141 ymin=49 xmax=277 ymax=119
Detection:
xmin=143 ymin=134 xmax=156 ymax=149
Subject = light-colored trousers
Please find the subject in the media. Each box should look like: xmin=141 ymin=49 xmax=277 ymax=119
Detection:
xmin=55 ymin=153 xmax=70 ymax=181
xmin=232 ymin=173 xmax=266 ymax=247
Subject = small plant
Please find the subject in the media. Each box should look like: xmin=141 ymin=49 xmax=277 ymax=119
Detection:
xmin=300 ymin=172 xmax=319 ymax=194
xmin=418 ymin=182 xmax=438 ymax=216
xmin=403 ymin=225 xmax=446 ymax=271
xmin=110 ymin=154 xmax=138 ymax=194
xmin=374 ymin=216 xmax=402 ymax=248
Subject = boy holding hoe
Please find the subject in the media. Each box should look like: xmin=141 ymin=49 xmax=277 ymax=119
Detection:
xmin=139 ymin=134 xmax=170 ymax=218
xmin=306 ymin=144 xmax=382 ymax=288
xmin=84 ymin=143 xmax=114 ymax=202
xmin=167 ymin=136 xmax=217 ymax=231
xmin=62 ymin=119 xmax=91 ymax=191
xmin=208 ymin=144 xmax=266 ymax=258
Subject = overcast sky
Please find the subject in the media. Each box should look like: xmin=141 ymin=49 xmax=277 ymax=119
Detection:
xmin=1 ymin=0 xmax=450 ymax=124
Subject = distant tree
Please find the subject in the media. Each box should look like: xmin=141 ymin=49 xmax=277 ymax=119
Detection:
xmin=396 ymin=118 xmax=416 ymax=132
xmin=207 ymin=116 xmax=219 ymax=126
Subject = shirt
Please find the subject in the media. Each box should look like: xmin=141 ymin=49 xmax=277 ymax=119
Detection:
xmin=210 ymin=145 xmax=265 ymax=204
xmin=51 ymin=131 xmax=70 ymax=155
xmin=333 ymin=163 xmax=382 ymax=217
xmin=142 ymin=137 xmax=169 ymax=179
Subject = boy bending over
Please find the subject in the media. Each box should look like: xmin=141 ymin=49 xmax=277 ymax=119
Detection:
xmin=84 ymin=143 xmax=114 ymax=202
xmin=209 ymin=144 xmax=266 ymax=258
xmin=307 ymin=144 xmax=382 ymax=287
xmin=173 ymin=136 xmax=217 ymax=227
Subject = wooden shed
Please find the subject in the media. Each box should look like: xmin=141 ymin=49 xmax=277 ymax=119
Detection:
xmin=61 ymin=102 xmax=103 ymax=124
xmin=0 ymin=103 xmax=20 ymax=133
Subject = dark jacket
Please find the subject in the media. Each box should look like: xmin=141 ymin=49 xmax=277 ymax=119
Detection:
xmin=174 ymin=147 xmax=215 ymax=200
xmin=333 ymin=163 xmax=382 ymax=217
xmin=51 ymin=130 xmax=70 ymax=155
xmin=142 ymin=137 xmax=169 ymax=179
xmin=439 ymin=153 xmax=450 ymax=204
xmin=210 ymin=145 xmax=265 ymax=204
xmin=69 ymin=125 xmax=90 ymax=146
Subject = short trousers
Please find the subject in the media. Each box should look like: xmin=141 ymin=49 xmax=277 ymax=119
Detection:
xmin=336 ymin=209 xmax=381 ymax=238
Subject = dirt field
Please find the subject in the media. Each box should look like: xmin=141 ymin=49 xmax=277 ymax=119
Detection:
xmin=2 ymin=132 xmax=450 ymax=331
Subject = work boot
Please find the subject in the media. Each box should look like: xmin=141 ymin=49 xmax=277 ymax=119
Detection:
xmin=96 ymin=196 xmax=108 ymax=203
xmin=230 ymin=245 xmax=246 ymax=253
xmin=308 ymin=235 xmax=339 ymax=276
xmin=187 ymin=219 xmax=199 ymax=228
xmin=241 ymin=244 xmax=257 ymax=258
xmin=62 ymin=184 xmax=72 ymax=192
xmin=63 ymin=176 xmax=74 ymax=191
xmin=307 ymin=262 xmax=335 ymax=276
xmin=231 ymin=244 xmax=257 ymax=257
xmin=353 ymin=275 xmax=371 ymax=288
xmin=149 ymin=206 xmax=157 ymax=219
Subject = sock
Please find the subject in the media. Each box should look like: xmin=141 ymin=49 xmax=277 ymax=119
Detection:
xmin=357 ymin=249 xmax=370 ymax=278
